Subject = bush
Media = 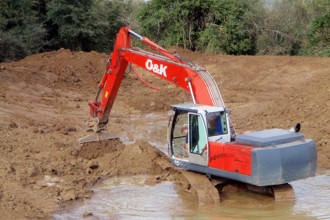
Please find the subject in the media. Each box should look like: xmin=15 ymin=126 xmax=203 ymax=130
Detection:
xmin=307 ymin=4 xmax=330 ymax=57
xmin=0 ymin=34 xmax=28 ymax=62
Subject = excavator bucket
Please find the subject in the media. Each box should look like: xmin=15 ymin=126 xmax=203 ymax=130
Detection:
xmin=77 ymin=131 xmax=119 ymax=145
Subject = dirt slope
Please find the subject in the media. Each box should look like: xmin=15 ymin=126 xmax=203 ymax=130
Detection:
xmin=0 ymin=48 xmax=329 ymax=218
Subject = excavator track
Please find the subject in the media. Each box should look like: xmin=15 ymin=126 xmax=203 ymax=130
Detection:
xmin=270 ymin=183 xmax=295 ymax=201
xmin=216 ymin=180 xmax=295 ymax=202
xmin=180 ymin=170 xmax=220 ymax=205
xmin=180 ymin=171 xmax=295 ymax=205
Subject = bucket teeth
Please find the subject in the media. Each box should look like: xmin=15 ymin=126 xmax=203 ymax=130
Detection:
xmin=78 ymin=132 xmax=119 ymax=144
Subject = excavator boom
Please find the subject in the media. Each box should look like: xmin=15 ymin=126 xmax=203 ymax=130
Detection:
xmin=86 ymin=26 xmax=230 ymax=134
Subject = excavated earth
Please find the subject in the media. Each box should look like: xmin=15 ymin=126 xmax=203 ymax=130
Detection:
xmin=0 ymin=48 xmax=329 ymax=218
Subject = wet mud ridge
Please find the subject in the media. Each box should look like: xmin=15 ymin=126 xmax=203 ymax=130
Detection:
xmin=0 ymin=49 xmax=329 ymax=218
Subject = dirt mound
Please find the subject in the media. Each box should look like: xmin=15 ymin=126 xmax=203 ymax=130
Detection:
xmin=0 ymin=129 xmax=186 ymax=218
xmin=0 ymin=48 xmax=329 ymax=218
xmin=76 ymin=139 xmax=172 ymax=176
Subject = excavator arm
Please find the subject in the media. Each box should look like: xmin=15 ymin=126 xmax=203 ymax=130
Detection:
xmin=89 ymin=26 xmax=229 ymax=132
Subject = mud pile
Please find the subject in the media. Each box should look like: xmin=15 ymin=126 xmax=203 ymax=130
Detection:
xmin=0 ymin=131 xmax=187 ymax=219
xmin=0 ymin=48 xmax=329 ymax=218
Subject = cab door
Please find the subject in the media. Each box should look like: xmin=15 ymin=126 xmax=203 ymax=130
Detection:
xmin=168 ymin=110 xmax=188 ymax=158
xmin=188 ymin=113 xmax=209 ymax=166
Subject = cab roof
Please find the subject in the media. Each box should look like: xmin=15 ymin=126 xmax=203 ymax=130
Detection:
xmin=170 ymin=102 xmax=225 ymax=113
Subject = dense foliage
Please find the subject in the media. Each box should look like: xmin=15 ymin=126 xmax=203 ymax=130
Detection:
xmin=0 ymin=0 xmax=329 ymax=61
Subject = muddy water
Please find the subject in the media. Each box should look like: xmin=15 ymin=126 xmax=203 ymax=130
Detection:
xmin=54 ymin=176 xmax=195 ymax=220
xmin=119 ymin=112 xmax=170 ymax=153
xmin=54 ymin=113 xmax=330 ymax=219
xmin=54 ymin=173 xmax=330 ymax=219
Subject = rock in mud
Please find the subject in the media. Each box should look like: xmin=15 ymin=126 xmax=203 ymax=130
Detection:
xmin=82 ymin=212 xmax=93 ymax=218
xmin=87 ymin=161 xmax=99 ymax=170
xmin=60 ymin=189 xmax=77 ymax=201
xmin=144 ymin=176 xmax=161 ymax=185
xmin=9 ymin=121 xmax=18 ymax=129
xmin=27 ymin=166 xmax=38 ymax=177
xmin=70 ymin=149 xmax=80 ymax=157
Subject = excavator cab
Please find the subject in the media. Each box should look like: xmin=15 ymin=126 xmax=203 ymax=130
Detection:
xmin=168 ymin=103 xmax=231 ymax=166
xmin=169 ymin=103 xmax=317 ymax=187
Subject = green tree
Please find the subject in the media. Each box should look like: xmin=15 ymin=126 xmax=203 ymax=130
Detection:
xmin=138 ymin=0 xmax=178 ymax=47
xmin=306 ymin=0 xmax=330 ymax=56
xmin=254 ymin=0 xmax=310 ymax=55
xmin=198 ymin=0 xmax=263 ymax=55
xmin=173 ymin=0 xmax=210 ymax=50
xmin=47 ymin=0 xmax=100 ymax=51
xmin=47 ymin=0 xmax=136 ymax=52
xmin=0 ymin=0 xmax=46 ymax=61
xmin=140 ymin=0 xmax=212 ymax=50
xmin=139 ymin=0 xmax=263 ymax=55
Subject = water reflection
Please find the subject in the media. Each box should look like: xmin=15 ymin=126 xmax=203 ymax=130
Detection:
xmin=292 ymin=173 xmax=330 ymax=219
xmin=53 ymin=176 xmax=196 ymax=220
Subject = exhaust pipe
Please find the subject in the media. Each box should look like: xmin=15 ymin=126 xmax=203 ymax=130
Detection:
xmin=289 ymin=123 xmax=301 ymax=133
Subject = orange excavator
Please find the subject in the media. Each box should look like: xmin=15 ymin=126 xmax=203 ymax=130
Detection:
xmin=79 ymin=26 xmax=317 ymax=196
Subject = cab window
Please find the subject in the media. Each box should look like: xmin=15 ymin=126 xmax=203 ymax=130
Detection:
xmin=206 ymin=112 xmax=228 ymax=137
xmin=189 ymin=113 xmax=208 ymax=154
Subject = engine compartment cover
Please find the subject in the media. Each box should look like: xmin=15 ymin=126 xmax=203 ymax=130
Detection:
xmin=236 ymin=129 xmax=305 ymax=147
